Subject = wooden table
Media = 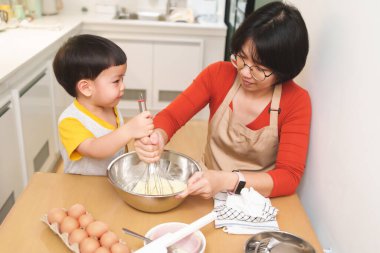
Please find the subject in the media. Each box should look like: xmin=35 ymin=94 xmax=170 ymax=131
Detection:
xmin=0 ymin=172 xmax=323 ymax=253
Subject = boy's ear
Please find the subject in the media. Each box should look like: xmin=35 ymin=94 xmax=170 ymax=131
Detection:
xmin=77 ymin=79 xmax=93 ymax=97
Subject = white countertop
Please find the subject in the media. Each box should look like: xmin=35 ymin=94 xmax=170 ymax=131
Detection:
xmin=82 ymin=14 xmax=226 ymax=29
xmin=0 ymin=13 xmax=226 ymax=89
xmin=0 ymin=15 xmax=82 ymax=87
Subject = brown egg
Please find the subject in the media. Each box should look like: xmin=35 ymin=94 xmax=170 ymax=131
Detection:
xmin=68 ymin=228 xmax=88 ymax=245
xmin=95 ymin=247 xmax=111 ymax=253
xmin=100 ymin=231 xmax=119 ymax=248
xmin=111 ymin=242 xmax=130 ymax=253
xmin=86 ymin=221 xmax=109 ymax=238
xmin=60 ymin=216 xmax=79 ymax=234
xmin=79 ymin=213 xmax=95 ymax=229
xmin=80 ymin=237 xmax=100 ymax=253
xmin=68 ymin=203 xmax=86 ymax=219
xmin=47 ymin=207 xmax=67 ymax=225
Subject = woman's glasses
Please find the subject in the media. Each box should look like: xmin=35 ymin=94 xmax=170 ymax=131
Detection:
xmin=230 ymin=54 xmax=273 ymax=81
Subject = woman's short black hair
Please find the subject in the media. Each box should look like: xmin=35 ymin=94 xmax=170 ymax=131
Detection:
xmin=231 ymin=1 xmax=309 ymax=84
xmin=53 ymin=34 xmax=127 ymax=97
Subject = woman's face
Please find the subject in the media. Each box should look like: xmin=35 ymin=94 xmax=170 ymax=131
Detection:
xmin=234 ymin=41 xmax=276 ymax=92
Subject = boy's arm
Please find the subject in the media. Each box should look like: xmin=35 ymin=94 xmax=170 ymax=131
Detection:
xmin=76 ymin=111 xmax=153 ymax=159
xmin=76 ymin=125 xmax=132 ymax=159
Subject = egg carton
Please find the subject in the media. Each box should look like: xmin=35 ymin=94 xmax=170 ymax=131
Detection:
xmin=41 ymin=214 xmax=80 ymax=253
xmin=41 ymin=212 xmax=127 ymax=253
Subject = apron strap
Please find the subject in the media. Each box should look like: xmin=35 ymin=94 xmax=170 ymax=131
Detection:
xmin=206 ymin=74 xmax=240 ymax=143
xmin=269 ymin=84 xmax=282 ymax=127
xmin=217 ymin=74 xmax=241 ymax=117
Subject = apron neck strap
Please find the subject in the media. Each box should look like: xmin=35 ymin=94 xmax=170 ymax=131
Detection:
xmin=269 ymin=84 xmax=282 ymax=127
xmin=220 ymin=74 xmax=241 ymax=112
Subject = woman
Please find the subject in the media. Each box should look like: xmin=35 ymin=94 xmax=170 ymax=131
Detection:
xmin=135 ymin=1 xmax=311 ymax=198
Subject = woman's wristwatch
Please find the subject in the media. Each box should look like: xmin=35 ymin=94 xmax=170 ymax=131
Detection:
xmin=232 ymin=170 xmax=246 ymax=194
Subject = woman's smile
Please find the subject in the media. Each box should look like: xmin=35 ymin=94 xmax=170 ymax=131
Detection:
xmin=240 ymin=77 xmax=257 ymax=88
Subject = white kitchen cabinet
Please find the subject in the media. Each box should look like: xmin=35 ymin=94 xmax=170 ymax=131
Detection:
xmin=114 ymin=38 xmax=202 ymax=110
xmin=0 ymin=98 xmax=24 ymax=223
xmin=114 ymin=40 xmax=154 ymax=110
xmin=12 ymin=66 xmax=59 ymax=181
xmin=153 ymin=39 xmax=203 ymax=108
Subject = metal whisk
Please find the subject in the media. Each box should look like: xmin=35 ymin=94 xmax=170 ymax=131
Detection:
xmin=135 ymin=94 xmax=175 ymax=195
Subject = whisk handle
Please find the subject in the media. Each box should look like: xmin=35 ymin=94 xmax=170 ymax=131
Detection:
xmin=137 ymin=94 xmax=147 ymax=113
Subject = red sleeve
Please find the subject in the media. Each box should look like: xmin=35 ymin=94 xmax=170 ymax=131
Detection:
xmin=154 ymin=62 xmax=236 ymax=140
xmin=267 ymin=83 xmax=312 ymax=197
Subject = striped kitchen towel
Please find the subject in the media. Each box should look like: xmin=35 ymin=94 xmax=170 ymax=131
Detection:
xmin=214 ymin=188 xmax=279 ymax=234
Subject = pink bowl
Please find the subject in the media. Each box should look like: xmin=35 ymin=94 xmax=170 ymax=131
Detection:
xmin=145 ymin=222 xmax=206 ymax=253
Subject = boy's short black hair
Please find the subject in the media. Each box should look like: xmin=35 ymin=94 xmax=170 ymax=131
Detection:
xmin=231 ymin=1 xmax=309 ymax=84
xmin=53 ymin=34 xmax=127 ymax=97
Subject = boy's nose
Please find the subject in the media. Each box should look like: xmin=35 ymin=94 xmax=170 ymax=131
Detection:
xmin=120 ymin=82 xmax=125 ymax=91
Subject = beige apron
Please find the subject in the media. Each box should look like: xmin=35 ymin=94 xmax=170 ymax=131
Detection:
xmin=203 ymin=76 xmax=282 ymax=172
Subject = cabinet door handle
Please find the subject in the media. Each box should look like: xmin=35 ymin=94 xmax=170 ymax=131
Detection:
xmin=19 ymin=71 xmax=46 ymax=97
xmin=0 ymin=101 xmax=10 ymax=117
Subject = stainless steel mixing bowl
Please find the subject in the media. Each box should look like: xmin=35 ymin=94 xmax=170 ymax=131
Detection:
xmin=107 ymin=150 xmax=202 ymax=213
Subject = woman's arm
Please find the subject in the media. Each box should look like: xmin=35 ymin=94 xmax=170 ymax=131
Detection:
xmin=154 ymin=62 xmax=235 ymax=141
xmin=177 ymin=170 xmax=273 ymax=199
xmin=267 ymin=88 xmax=312 ymax=197
xmin=135 ymin=62 xmax=235 ymax=162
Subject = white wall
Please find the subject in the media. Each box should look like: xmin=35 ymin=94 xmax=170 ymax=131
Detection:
xmin=288 ymin=0 xmax=380 ymax=252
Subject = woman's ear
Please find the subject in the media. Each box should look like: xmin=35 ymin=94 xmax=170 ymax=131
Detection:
xmin=77 ymin=79 xmax=93 ymax=97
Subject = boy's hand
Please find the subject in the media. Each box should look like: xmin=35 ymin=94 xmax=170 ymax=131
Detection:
xmin=125 ymin=111 xmax=154 ymax=139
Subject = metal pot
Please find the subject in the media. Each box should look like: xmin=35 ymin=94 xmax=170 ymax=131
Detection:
xmin=244 ymin=231 xmax=315 ymax=253
xmin=107 ymin=150 xmax=201 ymax=213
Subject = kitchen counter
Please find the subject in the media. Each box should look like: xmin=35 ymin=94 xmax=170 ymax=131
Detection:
xmin=82 ymin=14 xmax=226 ymax=36
xmin=0 ymin=172 xmax=323 ymax=253
xmin=0 ymin=15 xmax=83 ymax=89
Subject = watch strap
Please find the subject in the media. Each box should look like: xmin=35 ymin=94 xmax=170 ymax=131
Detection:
xmin=232 ymin=170 xmax=246 ymax=194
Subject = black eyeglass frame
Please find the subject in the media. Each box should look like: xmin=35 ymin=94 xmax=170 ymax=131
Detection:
xmin=231 ymin=54 xmax=273 ymax=81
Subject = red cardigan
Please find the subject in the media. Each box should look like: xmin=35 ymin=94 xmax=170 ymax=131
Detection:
xmin=154 ymin=61 xmax=312 ymax=197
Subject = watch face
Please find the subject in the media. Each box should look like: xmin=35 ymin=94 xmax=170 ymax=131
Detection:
xmin=235 ymin=181 xmax=246 ymax=194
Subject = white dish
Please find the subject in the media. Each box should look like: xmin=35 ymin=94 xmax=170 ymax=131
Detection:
xmin=145 ymin=222 xmax=206 ymax=253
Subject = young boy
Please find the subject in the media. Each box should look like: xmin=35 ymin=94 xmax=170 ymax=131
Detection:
xmin=53 ymin=34 xmax=154 ymax=175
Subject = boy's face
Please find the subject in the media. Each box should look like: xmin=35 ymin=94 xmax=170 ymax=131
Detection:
xmin=90 ymin=63 xmax=127 ymax=108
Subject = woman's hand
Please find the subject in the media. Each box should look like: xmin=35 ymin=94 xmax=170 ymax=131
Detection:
xmin=134 ymin=129 xmax=166 ymax=163
xmin=177 ymin=170 xmax=238 ymax=199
